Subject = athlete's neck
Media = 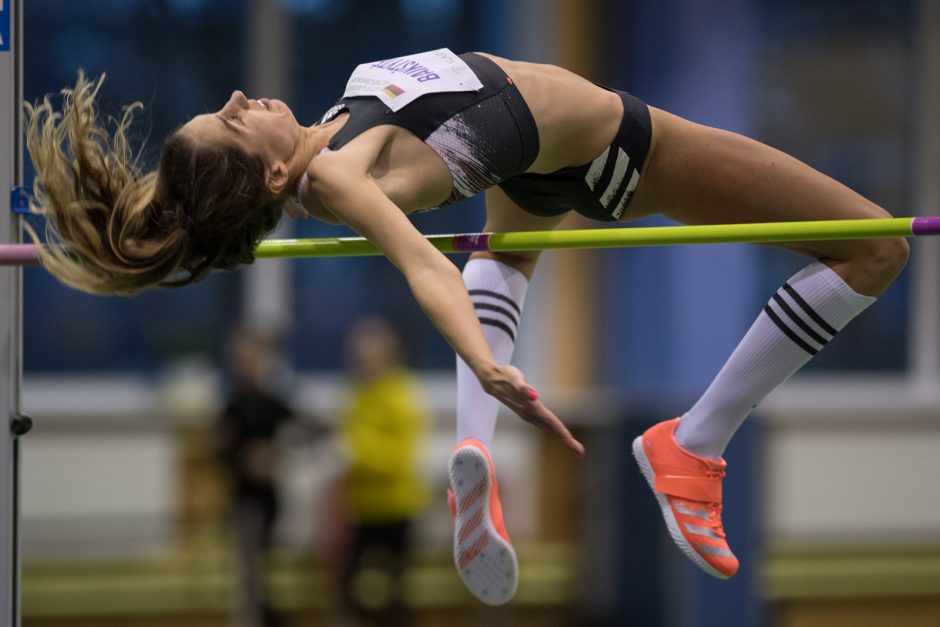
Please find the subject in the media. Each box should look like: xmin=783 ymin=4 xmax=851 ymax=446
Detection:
xmin=288 ymin=124 xmax=334 ymax=190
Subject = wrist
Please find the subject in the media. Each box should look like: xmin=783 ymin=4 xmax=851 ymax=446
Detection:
xmin=469 ymin=358 xmax=499 ymax=382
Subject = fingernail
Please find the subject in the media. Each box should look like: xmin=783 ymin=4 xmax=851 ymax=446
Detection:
xmin=527 ymin=389 xmax=538 ymax=400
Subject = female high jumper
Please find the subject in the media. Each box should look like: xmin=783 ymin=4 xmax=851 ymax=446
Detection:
xmin=25 ymin=48 xmax=907 ymax=605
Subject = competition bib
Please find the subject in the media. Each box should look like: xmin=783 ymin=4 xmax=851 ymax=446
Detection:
xmin=342 ymin=48 xmax=484 ymax=112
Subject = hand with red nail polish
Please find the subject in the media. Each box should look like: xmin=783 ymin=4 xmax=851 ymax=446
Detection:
xmin=479 ymin=364 xmax=584 ymax=457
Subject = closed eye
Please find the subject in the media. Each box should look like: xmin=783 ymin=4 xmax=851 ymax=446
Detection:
xmin=216 ymin=102 xmax=245 ymax=124
xmin=225 ymin=107 xmax=245 ymax=125
xmin=215 ymin=112 xmax=243 ymax=131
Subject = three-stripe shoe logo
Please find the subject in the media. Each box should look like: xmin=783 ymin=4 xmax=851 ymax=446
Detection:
xmin=469 ymin=289 xmax=521 ymax=341
xmin=674 ymin=502 xmax=735 ymax=559
xmin=585 ymin=146 xmax=641 ymax=220
xmin=455 ymin=475 xmax=490 ymax=568
xmin=763 ymin=282 xmax=838 ymax=355
xmin=449 ymin=442 xmax=518 ymax=605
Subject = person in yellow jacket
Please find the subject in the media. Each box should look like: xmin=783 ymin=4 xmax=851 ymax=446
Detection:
xmin=338 ymin=316 xmax=430 ymax=627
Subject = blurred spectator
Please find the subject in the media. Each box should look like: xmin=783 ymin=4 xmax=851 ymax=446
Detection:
xmin=336 ymin=317 xmax=431 ymax=627
xmin=216 ymin=328 xmax=293 ymax=627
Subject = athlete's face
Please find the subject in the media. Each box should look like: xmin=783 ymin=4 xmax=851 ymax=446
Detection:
xmin=182 ymin=90 xmax=302 ymax=178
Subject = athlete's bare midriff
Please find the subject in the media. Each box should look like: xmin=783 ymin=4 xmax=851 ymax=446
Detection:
xmin=477 ymin=53 xmax=624 ymax=174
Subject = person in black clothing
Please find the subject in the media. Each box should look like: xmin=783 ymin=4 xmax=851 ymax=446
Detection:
xmin=217 ymin=328 xmax=292 ymax=627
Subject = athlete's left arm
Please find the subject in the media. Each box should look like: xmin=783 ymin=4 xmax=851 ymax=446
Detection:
xmin=308 ymin=149 xmax=584 ymax=456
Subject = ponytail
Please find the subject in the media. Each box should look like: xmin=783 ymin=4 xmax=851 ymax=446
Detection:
xmin=25 ymin=73 xmax=285 ymax=296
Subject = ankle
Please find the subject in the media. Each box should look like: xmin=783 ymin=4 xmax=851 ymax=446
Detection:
xmin=674 ymin=416 xmax=726 ymax=462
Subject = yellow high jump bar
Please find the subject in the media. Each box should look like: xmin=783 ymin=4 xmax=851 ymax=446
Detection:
xmin=2 ymin=217 xmax=939 ymax=265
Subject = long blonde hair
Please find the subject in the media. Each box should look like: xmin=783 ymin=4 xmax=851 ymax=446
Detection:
xmin=25 ymin=72 xmax=284 ymax=295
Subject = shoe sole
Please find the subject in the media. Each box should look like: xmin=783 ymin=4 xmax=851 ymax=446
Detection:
xmin=448 ymin=445 xmax=518 ymax=605
xmin=631 ymin=436 xmax=729 ymax=579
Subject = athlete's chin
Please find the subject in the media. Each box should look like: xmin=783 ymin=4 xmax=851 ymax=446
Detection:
xmin=272 ymin=99 xmax=295 ymax=118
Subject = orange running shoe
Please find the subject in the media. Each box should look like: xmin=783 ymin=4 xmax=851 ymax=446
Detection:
xmin=447 ymin=438 xmax=518 ymax=605
xmin=632 ymin=418 xmax=739 ymax=579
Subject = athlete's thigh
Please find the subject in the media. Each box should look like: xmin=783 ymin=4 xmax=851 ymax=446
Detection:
xmin=630 ymin=107 xmax=892 ymax=261
xmin=483 ymin=186 xmax=571 ymax=233
xmin=475 ymin=186 xmax=571 ymax=275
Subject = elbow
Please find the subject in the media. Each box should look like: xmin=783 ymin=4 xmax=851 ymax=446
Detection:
xmin=408 ymin=253 xmax=461 ymax=282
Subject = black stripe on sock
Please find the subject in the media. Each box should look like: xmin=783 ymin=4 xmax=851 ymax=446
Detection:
xmin=473 ymin=302 xmax=519 ymax=328
xmin=782 ymin=283 xmax=838 ymax=335
xmin=479 ymin=317 xmax=516 ymax=342
xmin=763 ymin=305 xmax=818 ymax=356
xmin=468 ymin=289 xmax=522 ymax=316
xmin=771 ymin=293 xmax=830 ymax=345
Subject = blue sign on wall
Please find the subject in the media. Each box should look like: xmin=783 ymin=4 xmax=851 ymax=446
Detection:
xmin=0 ymin=0 xmax=10 ymax=52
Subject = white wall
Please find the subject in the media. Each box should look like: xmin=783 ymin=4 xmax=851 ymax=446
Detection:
xmin=20 ymin=431 xmax=178 ymax=560
xmin=762 ymin=381 xmax=940 ymax=548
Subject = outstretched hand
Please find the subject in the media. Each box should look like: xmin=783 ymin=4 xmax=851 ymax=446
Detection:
xmin=481 ymin=364 xmax=585 ymax=457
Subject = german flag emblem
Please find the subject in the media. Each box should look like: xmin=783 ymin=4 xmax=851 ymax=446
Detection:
xmin=382 ymin=84 xmax=405 ymax=98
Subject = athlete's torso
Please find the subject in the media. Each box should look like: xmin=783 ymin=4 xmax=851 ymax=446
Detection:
xmin=313 ymin=51 xmax=624 ymax=214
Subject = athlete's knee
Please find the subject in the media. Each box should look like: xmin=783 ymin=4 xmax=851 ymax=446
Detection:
xmin=866 ymin=236 xmax=910 ymax=280
xmin=470 ymin=251 xmax=540 ymax=277
xmin=842 ymin=235 xmax=909 ymax=293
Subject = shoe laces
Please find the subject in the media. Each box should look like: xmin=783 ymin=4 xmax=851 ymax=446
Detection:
xmin=700 ymin=467 xmax=727 ymax=537
xmin=707 ymin=502 xmax=726 ymax=538
xmin=705 ymin=467 xmax=726 ymax=480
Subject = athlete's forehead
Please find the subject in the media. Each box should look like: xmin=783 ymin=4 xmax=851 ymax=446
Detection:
xmin=181 ymin=113 xmax=244 ymax=148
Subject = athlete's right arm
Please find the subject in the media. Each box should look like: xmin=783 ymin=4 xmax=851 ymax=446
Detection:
xmin=306 ymin=151 xmax=584 ymax=456
xmin=296 ymin=171 xmax=343 ymax=224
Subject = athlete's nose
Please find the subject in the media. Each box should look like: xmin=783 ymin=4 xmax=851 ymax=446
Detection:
xmin=229 ymin=90 xmax=249 ymax=108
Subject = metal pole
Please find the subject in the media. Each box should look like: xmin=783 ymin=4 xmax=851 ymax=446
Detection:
xmin=0 ymin=0 xmax=25 ymax=624
xmin=911 ymin=0 xmax=940 ymax=388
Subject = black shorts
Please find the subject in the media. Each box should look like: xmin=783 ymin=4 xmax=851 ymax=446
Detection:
xmin=499 ymin=90 xmax=652 ymax=222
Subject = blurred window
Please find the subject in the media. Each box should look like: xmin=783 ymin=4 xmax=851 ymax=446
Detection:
xmin=23 ymin=0 xmax=250 ymax=372
xmin=22 ymin=0 xmax=485 ymax=373
xmin=753 ymin=0 xmax=915 ymax=372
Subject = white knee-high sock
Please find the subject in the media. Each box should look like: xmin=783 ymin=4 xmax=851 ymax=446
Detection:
xmin=674 ymin=262 xmax=876 ymax=460
xmin=456 ymin=259 xmax=529 ymax=450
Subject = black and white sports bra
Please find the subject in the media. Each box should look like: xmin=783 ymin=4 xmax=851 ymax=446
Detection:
xmin=318 ymin=51 xmax=540 ymax=207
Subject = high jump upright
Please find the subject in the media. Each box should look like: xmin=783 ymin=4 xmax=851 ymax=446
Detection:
xmin=0 ymin=0 xmax=25 ymax=625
